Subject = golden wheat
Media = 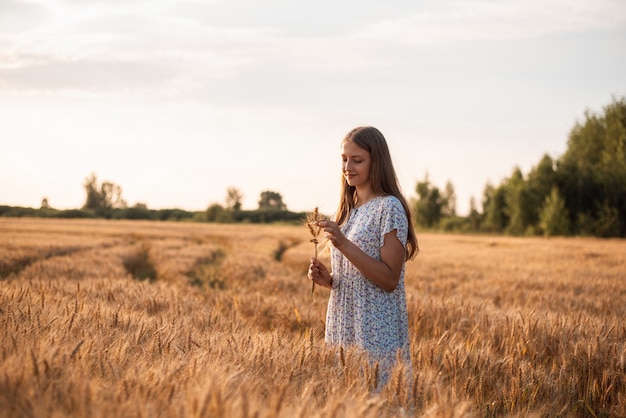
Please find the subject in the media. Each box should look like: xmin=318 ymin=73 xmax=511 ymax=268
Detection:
xmin=1 ymin=218 xmax=625 ymax=417
xmin=305 ymin=207 xmax=324 ymax=300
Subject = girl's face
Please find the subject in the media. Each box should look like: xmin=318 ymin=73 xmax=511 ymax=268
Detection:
xmin=342 ymin=140 xmax=371 ymax=189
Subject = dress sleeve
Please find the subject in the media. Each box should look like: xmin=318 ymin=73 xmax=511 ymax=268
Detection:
xmin=380 ymin=197 xmax=408 ymax=249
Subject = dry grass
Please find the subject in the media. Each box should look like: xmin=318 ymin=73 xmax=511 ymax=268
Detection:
xmin=305 ymin=207 xmax=324 ymax=300
xmin=1 ymin=218 xmax=625 ymax=417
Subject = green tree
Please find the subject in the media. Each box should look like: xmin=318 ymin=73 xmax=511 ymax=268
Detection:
xmin=525 ymin=154 xmax=557 ymax=226
xmin=504 ymin=167 xmax=533 ymax=235
xmin=413 ymin=174 xmax=444 ymax=228
xmin=83 ymin=173 xmax=127 ymax=214
xmin=467 ymin=196 xmax=481 ymax=231
xmin=206 ymin=203 xmax=232 ymax=223
xmin=539 ymin=187 xmax=570 ymax=236
xmin=593 ymin=200 xmax=623 ymax=238
xmin=225 ymin=187 xmax=243 ymax=212
xmin=557 ymin=96 xmax=626 ymax=236
xmin=482 ymin=182 xmax=507 ymax=233
xmin=258 ymin=190 xmax=287 ymax=211
xmin=442 ymin=180 xmax=457 ymax=217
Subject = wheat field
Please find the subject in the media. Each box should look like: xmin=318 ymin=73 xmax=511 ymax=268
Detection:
xmin=0 ymin=218 xmax=625 ymax=417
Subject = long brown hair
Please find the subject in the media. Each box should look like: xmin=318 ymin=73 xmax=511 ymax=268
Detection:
xmin=334 ymin=126 xmax=419 ymax=260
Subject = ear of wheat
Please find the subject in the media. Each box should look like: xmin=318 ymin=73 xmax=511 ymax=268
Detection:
xmin=306 ymin=207 xmax=323 ymax=300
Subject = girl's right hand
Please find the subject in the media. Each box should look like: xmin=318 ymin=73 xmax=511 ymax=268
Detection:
xmin=316 ymin=220 xmax=348 ymax=250
xmin=308 ymin=257 xmax=332 ymax=289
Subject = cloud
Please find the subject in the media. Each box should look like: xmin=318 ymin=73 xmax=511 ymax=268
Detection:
xmin=0 ymin=58 xmax=178 ymax=93
xmin=0 ymin=2 xmax=275 ymax=94
xmin=353 ymin=0 xmax=626 ymax=46
xmin=0 ymin=0 xmax=50 ymax=33
xmin=1 ymin=0 xmax=624 ymax=100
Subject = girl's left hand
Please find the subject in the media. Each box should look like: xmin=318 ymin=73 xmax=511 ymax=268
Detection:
xmin=317 ymin=220 xmax=348 ymax=250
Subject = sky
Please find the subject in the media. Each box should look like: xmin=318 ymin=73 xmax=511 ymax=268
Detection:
xmin=1 ymin=0 xmax=625 ymax=216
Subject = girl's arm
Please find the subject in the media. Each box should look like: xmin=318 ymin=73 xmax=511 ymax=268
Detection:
xmin=318 ymin=220 xmax=405 ymax=292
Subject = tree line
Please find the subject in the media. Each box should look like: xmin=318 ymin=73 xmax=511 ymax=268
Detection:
xmin=414 ymin=96 xmax=626 ymax=237
xmin=2 ymin=96 xmax=624 ymax=236
xmin=0 ymin=179 xmax=304 ymax=223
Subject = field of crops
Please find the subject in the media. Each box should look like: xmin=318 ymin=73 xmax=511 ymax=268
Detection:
xmin=1 ymin=218 xmax=625 ymax=417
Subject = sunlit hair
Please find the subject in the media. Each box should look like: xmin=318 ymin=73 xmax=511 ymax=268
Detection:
xmin=334 ymin=126 xmax=419 ymax=260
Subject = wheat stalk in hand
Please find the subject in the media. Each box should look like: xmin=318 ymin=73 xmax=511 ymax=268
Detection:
xmin=306 ymin=207 xmax=323 ymax=300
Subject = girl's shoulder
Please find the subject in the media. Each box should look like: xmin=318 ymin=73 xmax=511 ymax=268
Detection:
xmin=378 ymin=195 xmax=409 ymax=222
xmin=378 ymin=194 xmax=403 ymax=209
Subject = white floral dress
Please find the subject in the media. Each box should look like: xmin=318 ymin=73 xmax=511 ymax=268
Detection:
xmin=325 ymin=195 xmax=411 ymax=379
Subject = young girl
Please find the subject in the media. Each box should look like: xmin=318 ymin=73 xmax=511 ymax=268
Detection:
xmin=308 ymin=126 xmax=418 ymax=386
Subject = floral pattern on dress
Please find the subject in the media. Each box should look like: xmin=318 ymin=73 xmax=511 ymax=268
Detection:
xmin=325 ymin=195 xmax=411 ymax=381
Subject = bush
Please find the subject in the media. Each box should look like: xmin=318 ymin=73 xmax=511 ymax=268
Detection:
xmin=154 ymin=209 xmax=194 ymax=221
xmin=0 ymin=206 xmax=38 ymax=217
xmin=122 ymin=243 xmax=157 ymax=281
xmin=593 ymin=201 xmax=622 ymax=238
xmin=56 ymin=209 xmax=97 ymax=219
xmin=186 ymin=249 xmax=226 ymax=289
xmin=539 ymin=187 xmax=570 ymax=236
xmin=112 ymin=207 xmax=154 ymax=220
xmin=233 ymin=209 xmax=305 ymax=224
xmin=439 ymin=216 xmax=469 ymax=233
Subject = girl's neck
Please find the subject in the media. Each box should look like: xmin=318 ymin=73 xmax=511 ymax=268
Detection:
xmin=355 ymin=187 xmax=378 ymax=208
